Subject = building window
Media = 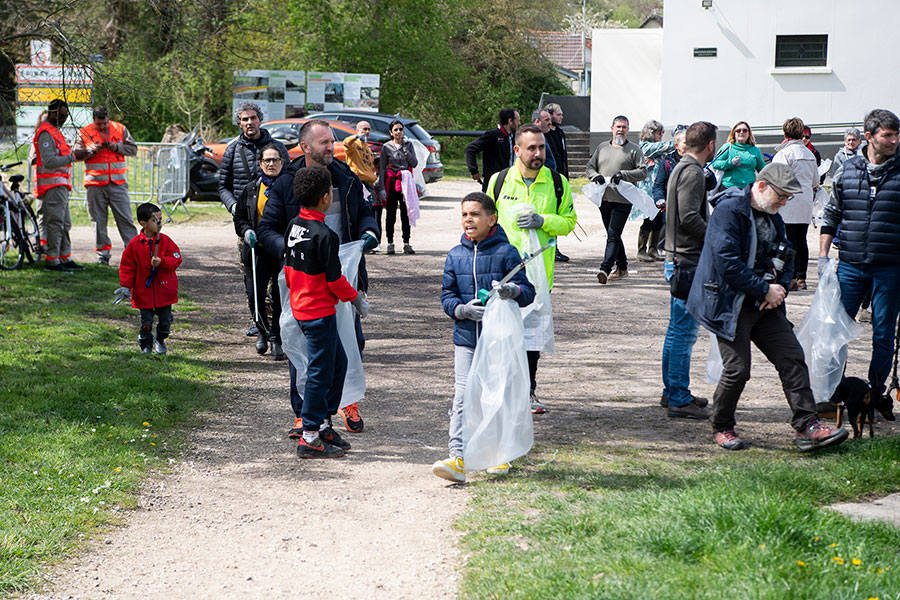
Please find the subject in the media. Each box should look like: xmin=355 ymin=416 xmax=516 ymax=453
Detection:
xmin=775 ymin=35 xmax=828 ymax=67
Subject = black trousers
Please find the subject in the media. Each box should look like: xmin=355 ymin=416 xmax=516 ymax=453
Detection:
xmin=243 ymin=250 xmax=281 ymax=341
xmin=784 ymin=223 xmax=809 ymax=281
xmin=385 ymin=187 xmax=410 ymax=244
xmin=713 ymin=305 xmax=817 ymax=433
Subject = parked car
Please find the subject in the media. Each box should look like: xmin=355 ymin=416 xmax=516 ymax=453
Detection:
xmin=203 ymin=119 xmax=383 ymax=165
xmin=308 ymin=110 xmax=444 ymax=183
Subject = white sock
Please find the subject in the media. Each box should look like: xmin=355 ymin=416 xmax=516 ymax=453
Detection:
xmin=302 ymin=430 xmax=319 ymax=444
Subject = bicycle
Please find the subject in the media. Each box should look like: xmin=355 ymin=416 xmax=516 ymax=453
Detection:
xmin=0 ymin=161 xmax=40 ymax=270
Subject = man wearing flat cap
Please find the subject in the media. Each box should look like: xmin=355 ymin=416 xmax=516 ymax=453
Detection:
xmin=686 ymin=163 xmax=848 ymax=453
xmin=33 ymin=99 xmax=92 ymax=271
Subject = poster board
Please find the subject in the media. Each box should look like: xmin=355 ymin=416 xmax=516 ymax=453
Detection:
xmin=233 ymin=70 xmax=378 ymax=122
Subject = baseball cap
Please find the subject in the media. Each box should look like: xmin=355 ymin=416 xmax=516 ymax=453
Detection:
xmin=756 ymin=163 xmax=802 ymax=195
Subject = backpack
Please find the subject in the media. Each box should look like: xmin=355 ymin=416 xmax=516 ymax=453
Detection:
xmin=492 ymin=167 xmax=565 ymax=211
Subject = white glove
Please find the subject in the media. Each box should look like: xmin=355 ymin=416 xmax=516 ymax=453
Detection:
xmin=492 ymin=279 xmax=520 ymax=300
xmin=230 ymin=203 xmax=237 ymax=215
xmin=243 ymin=229 xmax=256 ymax=247
xmin=731 ymin=156 xmax=742 ymax=166
xmin=454 ymin=298 xmax=485 ymax=321
xmin=351 ymin=292 xmax=370 ymax=318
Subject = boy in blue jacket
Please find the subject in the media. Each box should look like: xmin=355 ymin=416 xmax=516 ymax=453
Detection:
xmin=433 ymin=192 xmax=536 ymax=482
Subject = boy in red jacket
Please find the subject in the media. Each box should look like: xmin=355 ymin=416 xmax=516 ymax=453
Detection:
xmin=284 ymin=166 xmax=369 ymax=459
xmin=117 ymin=203 xmax=182 ymax=355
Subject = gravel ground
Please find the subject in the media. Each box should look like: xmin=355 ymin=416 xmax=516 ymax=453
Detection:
xmin=21 ymin=179 xmax=897 ymax=600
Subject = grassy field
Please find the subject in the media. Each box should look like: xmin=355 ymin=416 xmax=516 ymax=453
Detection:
xmin=0 ymin=264 xmax=216 ymax=595
xmin=458 ymin=440 xmax=900 ymax=599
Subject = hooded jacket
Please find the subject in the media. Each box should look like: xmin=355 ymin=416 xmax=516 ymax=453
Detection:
xmin=217 ymin=128 xmax=290 ymax=213
xmin=441 ymin=224 xmax=536 ymax=349
xmin=686 ymin=186 xmax=793 ymax=341
xmin=119 ymin=232 xmax=182 ymax=309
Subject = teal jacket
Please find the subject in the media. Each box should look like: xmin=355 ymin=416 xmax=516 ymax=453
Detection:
xmin=711 ymin=143 xmax=766 ymax=189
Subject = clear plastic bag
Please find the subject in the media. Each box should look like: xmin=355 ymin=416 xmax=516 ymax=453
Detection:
xmin=796 ymin=258 xmax=864 ymax=402
xmin=582 ymin=181 xmax=658 ymax=220
xmin=706 ymin=331 xmax=723 ymax=384
xmin=278 ymin=240 xmax=367 ymax=409
xmin=512 ymin=203 xmax=554 ymax=354
xmin=462 ymin=296 xmax=534 ymax=471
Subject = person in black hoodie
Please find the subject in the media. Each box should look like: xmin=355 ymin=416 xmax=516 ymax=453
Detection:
xmin=259 ymin=119 xmax=379 ymax=437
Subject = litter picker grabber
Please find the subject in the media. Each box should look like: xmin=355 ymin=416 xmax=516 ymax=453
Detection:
xmin=888 ymin=314 xmax=900 ymax=403
xmin=249 ymin=237 xmax=268 ymax=338
xmin=476 ymin=239 xmax=556 ymax=304
xmin=144 ymin=235 xmax=160 ymax=287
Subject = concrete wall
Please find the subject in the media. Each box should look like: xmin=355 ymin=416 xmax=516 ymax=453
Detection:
xmin=661 ymin=0 xmax=900 ymax=129
xmin=590 ymin=29 xmax=663 ymax=133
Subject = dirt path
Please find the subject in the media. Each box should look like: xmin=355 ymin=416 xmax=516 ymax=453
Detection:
xmin=23 ymin=180 xmax=897 ymax=600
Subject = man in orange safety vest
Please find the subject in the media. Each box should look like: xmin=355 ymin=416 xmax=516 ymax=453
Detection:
xmin=74 ymin=106 xmax=139 ymax=265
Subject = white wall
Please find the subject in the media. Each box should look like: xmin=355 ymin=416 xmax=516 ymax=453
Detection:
xmin=661 ymin=0 xmax=900 ymax=130
xmin=590 ymin=29 xmax=663 ymax=133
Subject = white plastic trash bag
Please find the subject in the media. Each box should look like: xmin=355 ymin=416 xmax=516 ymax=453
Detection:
xmin=401 ymin=170 xmax=420 ymax=227
xmin=512 ymin=203 xmax=554 ymax=354
xmin=462 ymin=296 xmax=534 ymax=471
xmin=812 ymin=187 xmax=829 ymax=227
xmin=706 ymin=331 xmax=723 ymax=384
xmin=582 ymin=181 xmax=659 ymax=221
xmin=818 ymin=158 xmax=833 ymax=178
xmin=796 ymin=258 xmax=864 ymax=402
xmin=279 ymin=240 xmax=367 ymax=409
xmin=410 ymin=139 xmax=430 ymax=198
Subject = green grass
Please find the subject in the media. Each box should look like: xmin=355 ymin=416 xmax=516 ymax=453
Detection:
xmin=0 ymin=265 xmax=216 ymax=595
xmin=459 ymin=440 xmax=900 ymax=599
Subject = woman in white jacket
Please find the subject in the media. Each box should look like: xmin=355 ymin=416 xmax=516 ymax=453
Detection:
xmin=773 ymin=117 xmax=818 ymax=290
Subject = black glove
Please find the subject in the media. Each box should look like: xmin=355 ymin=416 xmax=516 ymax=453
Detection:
xmin=704 ymin=169 xmax=718 ymax=191
xmin=611 ymin=173 xmax=624 ymax=185
xmin=591 ymin=174 xmax=605 ymax=185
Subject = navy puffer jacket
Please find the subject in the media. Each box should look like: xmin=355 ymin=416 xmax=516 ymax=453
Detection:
xmin=441 ymin=225 xmax=536 ymax=349
xmin=686 ymin=186 xmax=793 ymax=341
xmin=217 ymin=128 xmax=290 ymax=213
xmin=833 ymin=152 xmax=900 ymax=266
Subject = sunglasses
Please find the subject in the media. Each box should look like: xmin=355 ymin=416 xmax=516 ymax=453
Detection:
xmin=734 ymin=128 xmax=750 ymax=133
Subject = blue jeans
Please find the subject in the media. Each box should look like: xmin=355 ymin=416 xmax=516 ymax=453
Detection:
xmin=837 ymin=261 xmax=900 ymax=397
xmin=298 ymin=314 xmax=348 ymax=430
xmin=662 ymin=261 xmax=700 ymax=407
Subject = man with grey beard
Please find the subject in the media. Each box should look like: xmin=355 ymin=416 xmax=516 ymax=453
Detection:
xmin=686 ymin=163 xmax=849 ymax=453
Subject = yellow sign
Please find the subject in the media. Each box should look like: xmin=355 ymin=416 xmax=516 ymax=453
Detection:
xmin=17 ymin=86 xmax=92 ymax=105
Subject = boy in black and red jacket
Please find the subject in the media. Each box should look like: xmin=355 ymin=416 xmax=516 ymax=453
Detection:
xmin=284 ymin=166 xmax=369 ymax=459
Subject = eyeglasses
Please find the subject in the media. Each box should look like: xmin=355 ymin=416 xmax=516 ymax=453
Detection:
xmin=392 ymin=128 xmax=404 ymax=133
xmin=260 ymin=157 xmax=282 ymax=164
xmin=771 ymin=186 xmax=793 ymax=202
xmin=802 ymin=135 xmax=811 ymax=140
xmin=734 ymin=128 xmax=750 ymax=133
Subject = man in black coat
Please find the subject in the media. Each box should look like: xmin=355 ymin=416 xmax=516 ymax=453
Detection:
xmin=465 ymin=108 xmax=520 ymax=192
xmin=259 ymin=119 xmax=379 ymax=437
xmin=218 ymin=101 xmax=290 ymax=215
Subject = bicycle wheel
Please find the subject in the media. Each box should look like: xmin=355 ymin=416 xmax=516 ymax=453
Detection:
xmin=0 ymin=206 xmax=24 ymax=270
xmin=18 ymin=200 xmax=39 ymax=263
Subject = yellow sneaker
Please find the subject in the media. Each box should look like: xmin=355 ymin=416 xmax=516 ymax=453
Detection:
xmin=486 ymin=463 xmax=510 ymax=475
xmin=432 ymin=457 xmax=466 ymax=482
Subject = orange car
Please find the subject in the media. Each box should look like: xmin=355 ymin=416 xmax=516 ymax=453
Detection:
xmin=204 ymin=118 xmax=383 ymax=164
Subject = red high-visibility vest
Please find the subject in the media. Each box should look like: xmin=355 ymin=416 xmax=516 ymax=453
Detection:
xmin=80 ymin=121 xmax=128 ymax=186
xmin=33 ymin=122 xmax=72 ymax=197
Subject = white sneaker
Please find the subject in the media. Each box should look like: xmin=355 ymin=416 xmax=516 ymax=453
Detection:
xmin=432 ymin=457 xmax=466 ymax=482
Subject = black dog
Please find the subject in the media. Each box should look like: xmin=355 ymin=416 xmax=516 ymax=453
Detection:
xmin=831 ymin=377 xmax=896 ymax=438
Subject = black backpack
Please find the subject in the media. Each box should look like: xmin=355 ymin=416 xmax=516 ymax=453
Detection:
xmin=492 ymin=167 xmax=565 ymax=211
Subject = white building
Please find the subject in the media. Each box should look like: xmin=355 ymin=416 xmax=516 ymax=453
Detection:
xmin=591 ymin=0 xmax=899 ymax=133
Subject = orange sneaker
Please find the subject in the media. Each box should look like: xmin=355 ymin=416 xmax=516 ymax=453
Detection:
xmin=287 ymin=417 xmax=303 ymax=439
xmin=338 ymin=403 xmax=364 ymax=433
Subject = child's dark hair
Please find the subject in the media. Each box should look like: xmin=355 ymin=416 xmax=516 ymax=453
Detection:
xmin=461 ymin=192 xmax=496 ymax=215
xmin=136 ymin=203 xmax=161 ymax=223
xmin=293 ymin=166 xmax=332 ymax=208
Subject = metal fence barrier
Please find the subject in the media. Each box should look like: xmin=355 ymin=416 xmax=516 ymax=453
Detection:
xmin=28 ymin=142 xmax=191 ymax=221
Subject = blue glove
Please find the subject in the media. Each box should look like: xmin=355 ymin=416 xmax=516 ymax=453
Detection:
xmin=244 ymin=229 xmax=256 ymax=248
xmin=517 ymin=213 xmax=544 ymax=230
xmin=492 ymin=280 xmax=520 ymax=300
xmin=361 ymin=231 xmax=379 ymax=252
